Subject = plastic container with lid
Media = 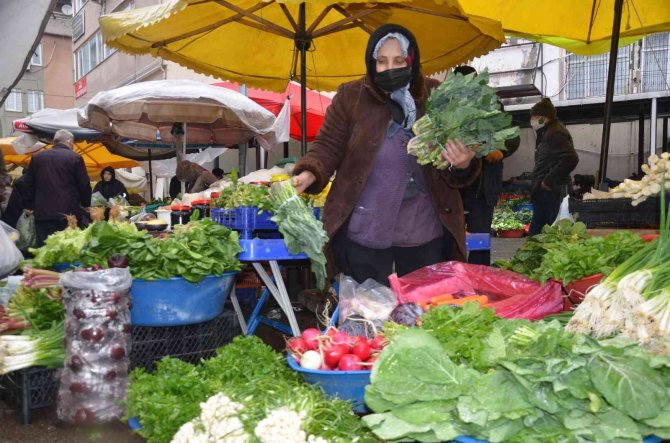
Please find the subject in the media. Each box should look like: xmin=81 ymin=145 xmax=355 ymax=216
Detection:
xmin=171 ymin=206 xmax=192 ymax=226
xmin=191 ymin=200 xmax=211 ymax=218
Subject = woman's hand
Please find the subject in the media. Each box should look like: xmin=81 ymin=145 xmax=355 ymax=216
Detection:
xmin=292 ymin=170 xmax=316 ymax=194
xmin=440 ymin=139 xmax=477 ymax=169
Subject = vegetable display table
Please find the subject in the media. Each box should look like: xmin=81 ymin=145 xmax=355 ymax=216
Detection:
xmin=231 ymin=239 xmax=308 ymax=337
xmin=230 ymin=234 xmax=491 ymax=337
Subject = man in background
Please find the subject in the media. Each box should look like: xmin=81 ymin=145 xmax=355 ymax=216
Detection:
xmin=212 ymin=167 xmax=225 ymax=180
xmin=23 ymin=129 xmax=92 ymax=246
xmin=175 ymin=149 xmax=219 ymax=193
xmin=528 ymin=98 xmax=579 ymax=235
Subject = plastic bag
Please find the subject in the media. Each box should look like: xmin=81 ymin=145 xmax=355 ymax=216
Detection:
xmin=91 ymin=192 xmax=107 ymax=207
xmin=0 ymin=222 xmax=22 ymax=278
xmin=554 ymin=195 xmax=573 ymax=224
xmin=338 ymin=275 xmax=398 ymax=324
xmin=15 ymin=213 xmax=37 ymax=251
xmin=389 ymin=261 xmax=564 ymax=321
xmin=57 ymin=268 xmax=132 ymax=424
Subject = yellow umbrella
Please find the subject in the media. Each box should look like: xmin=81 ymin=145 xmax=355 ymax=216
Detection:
xmin=3 ymin=140 xmax=139 ymax=172
xmin=462 ymin=0 xmax=670 ymax=56
xmin=100 ymin=0 xmax=505 ymax=153
xmin=461 ymin=0 xmax=670 ymax=183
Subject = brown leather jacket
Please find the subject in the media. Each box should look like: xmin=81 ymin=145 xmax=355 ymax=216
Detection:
xmin=294 ymin=75 xmax=481 ymax=276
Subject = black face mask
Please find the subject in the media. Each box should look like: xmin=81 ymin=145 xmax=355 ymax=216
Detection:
xmin=374 ymin=67 xmax=412 ymax=93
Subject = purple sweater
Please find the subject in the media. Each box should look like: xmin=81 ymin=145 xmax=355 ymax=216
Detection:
xmin=347 ymin=128 xmax=443 ymax=249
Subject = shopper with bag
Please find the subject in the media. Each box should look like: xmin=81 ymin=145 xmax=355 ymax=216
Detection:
xmin=23 ymin=129 xmax=92 ymax=246
xmin=292 ymin=24 xmax=480 ymax=285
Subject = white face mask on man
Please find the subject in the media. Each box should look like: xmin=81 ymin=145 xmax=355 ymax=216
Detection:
xmin=530 ymin=116 xmax=546 ymax=131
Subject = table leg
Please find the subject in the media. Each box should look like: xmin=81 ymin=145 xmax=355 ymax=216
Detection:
xmin=228 ymin=285 xmax=248 ymax=335
xmin=251 ymin=262 xmax=301 ymax=336
xmin=270 ymin=260 xmax=301 ymax=336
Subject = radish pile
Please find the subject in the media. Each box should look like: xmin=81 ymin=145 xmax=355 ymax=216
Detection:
xmin=287 ymin=328 xmax=387 ymax=371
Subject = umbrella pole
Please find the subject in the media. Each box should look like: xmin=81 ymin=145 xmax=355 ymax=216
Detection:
xmin=299 ymin=2 xmax=308 ymax=157
xmin=148 ymin=148 xmax=154 ymax=199
xmin=597 ymin=0 xmax=624 ymax=188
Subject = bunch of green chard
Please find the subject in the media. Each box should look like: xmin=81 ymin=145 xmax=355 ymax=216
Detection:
xmin=567 ymin=175 xmax=670 ymax=341
xmin=365 ymin=306 xmax=670 ymax=442
xmin=408 ymin=70 xmax=519 ymax=170
xmin=270 ymin=181 xmax=328 ymax=290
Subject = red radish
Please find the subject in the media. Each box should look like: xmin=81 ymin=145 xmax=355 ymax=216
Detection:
xmin=324 ymin=327 xmax=339 ymax=337
xmin=352 ymin=340 xmax=372 ymax=360
xmin=339 ymin=354 xmax=362 ymax=371
xmin=319 ymin=364 xmax=333 ymax=371
xmin=301 ymin=328 xmax=321 ymax=351
xmin=365 ymin=355 xmax=379 ymax=364
xmin=330 ymin=331 xmax=350 ymax=347
xmin=287 ymin=337 xmax=308 ymax=355
xmin=370 ymin=336 xmax=387 ymax=352
xmin=324 ymin=345 xmax=348 ymax=368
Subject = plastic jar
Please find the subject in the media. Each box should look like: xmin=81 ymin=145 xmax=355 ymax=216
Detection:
xmin=170 ymin=205 xmax=192 ymax=226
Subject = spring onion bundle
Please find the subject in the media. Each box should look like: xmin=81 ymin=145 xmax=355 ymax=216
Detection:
xmin=408 ymin=70 xmax=519 ymax=169
xmin=567 ymin=175 xmax=670 ymax=341
xmin=270 ymin=181 xmax=328 ymax=290
xmin=0 ymin=321 xmax=65 ymax=374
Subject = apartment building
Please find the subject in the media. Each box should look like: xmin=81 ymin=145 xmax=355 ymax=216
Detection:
xmin=1 ymin=0 xmax=75 ymax=136
xmin=469 ymin=35 xmax=670 ymax=181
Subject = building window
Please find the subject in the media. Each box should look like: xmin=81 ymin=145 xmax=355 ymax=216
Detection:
xmin=566 ymin=46 xmax=630 ymax=99
xmin=641 ymin=32 xmax=670 ymax=93
xmin=27 ymin=91 xmax=44 ymax=113
xmin=5 ymin=90 xmax=22 ymax=112
xmin=74 ymin=31 xmax=118 ymax=80
xmin=73 ymin=0 xmax=86 ymax=14
xmin=31 ymin=44 xmax=42 ymax=66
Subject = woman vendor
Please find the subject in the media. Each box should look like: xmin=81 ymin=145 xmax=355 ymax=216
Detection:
xmin=292 ymin=24 xmax=480 ymax=285
xmin=93 ymin=166 xmax=128 ymax=201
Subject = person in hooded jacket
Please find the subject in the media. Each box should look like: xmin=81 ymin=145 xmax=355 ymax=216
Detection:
xmin=528 ymin=97 xmax=579 ymax=236
xmin=92 ymin=166 xmax=128 ymax=200
xmin=292 ymin=24 xmax=480 ymax=286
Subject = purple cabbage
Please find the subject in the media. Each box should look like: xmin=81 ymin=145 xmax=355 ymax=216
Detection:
xmin=390 ymin=303 xmax=424 ymax=326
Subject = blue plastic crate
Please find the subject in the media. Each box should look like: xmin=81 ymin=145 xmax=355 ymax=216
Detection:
xmin=131 ymin=273 xmax=237 ymax=326
xmin=513 ymin=203 xmax=534 ymax=212
xmin=212 ymin=207 xmax=322 ymax=239
xmin=287 ymin=355 xmax=370 ymax=413
xmin=465 ymin=233 xmax=491 ymax=252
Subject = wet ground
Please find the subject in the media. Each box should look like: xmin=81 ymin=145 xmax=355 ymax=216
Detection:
xmin=1 ymin=238 xmax=524 ymax=442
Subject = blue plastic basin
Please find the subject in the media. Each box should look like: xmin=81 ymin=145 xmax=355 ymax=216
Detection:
xmin=52 ymin=262 xmax=83 ymax=272
xmin=287 ymin=355 xmax=370 ymax=413
xmin=131 ymin=273 xmax=237 ymax=326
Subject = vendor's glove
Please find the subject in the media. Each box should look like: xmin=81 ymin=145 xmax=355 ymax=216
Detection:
xmin=484 ymin=149 xmax=504 ymax=163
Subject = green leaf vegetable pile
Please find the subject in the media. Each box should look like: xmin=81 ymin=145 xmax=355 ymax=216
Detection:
xmin=409 ymin=70 xmax=519 ymax=169
xmin=125 ymin=336 xmax=378 ymax=443
xmin=213 ymin=180 xmax=274 ymax=213
xmin=495 ymin=220 xmax=644 ymax=285
xmin=491 ymin=208 xmax=525 ymax=231
xmin=30 ymin=220 xmax=241 ymax=283
xmin=365 ymin=303 xmax=670 ymax=442
xmin=270 ymin=180 xmax=328 ymax=290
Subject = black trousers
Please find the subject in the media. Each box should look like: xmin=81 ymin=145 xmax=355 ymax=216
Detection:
xmin=529 ymin=190 xmax=562 ymax=236
xmin=35 ymin=219 xmax=68 ymax=247
xmin=463 ymin=197 xmax=494 ymax=266
xmin=332 ymin=228 xmax=453 ymax=286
